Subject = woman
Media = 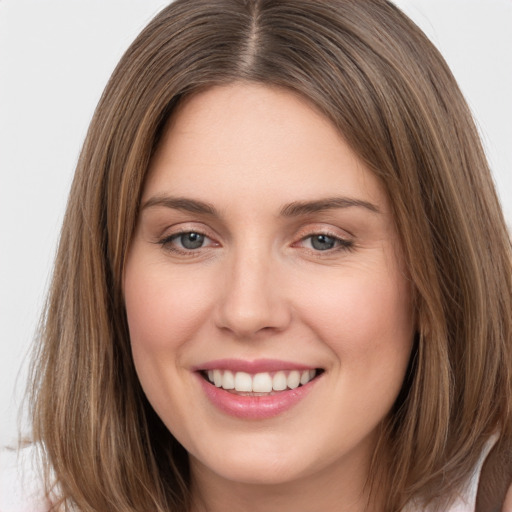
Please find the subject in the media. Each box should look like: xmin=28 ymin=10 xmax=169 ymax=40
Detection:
xmin=10 ymin=0 xmax=512 ymax=510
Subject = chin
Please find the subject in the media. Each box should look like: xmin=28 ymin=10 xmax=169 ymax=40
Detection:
xmin=191 ymin=448 xmax=314 ymax=487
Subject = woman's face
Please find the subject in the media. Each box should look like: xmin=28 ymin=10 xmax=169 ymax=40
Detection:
xmin=124 ymin=83 xmax=414 ymax=494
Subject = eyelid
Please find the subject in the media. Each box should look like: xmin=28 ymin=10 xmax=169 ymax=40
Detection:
xmin=293 ymin=223 xmax=353 ymax=241
xmin=298 ymin=235 xmax=354 ymax=252
xmin=153 ymin=222 xmax=354 ymax=255
xmin=296 ymin=233 xmax=353 ymax=249
xmin=292 ymin=225 xmax=355 ymax=252
xmin=155 ymin=221 xmax=218 ymax=241
xmin=155 ymin=224 xmax=221 ymax=255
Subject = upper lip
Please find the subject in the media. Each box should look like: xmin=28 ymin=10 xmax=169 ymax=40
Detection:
xmin=192 ymin=358 xmax=319 ymax=373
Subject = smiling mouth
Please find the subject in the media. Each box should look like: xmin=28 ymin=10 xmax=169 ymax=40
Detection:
xmin=200 ymin=368 xmax=324 ymax=395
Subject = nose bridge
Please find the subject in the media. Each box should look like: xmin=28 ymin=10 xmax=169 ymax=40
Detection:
xmin=215 ymin=238 xmax=290 ymax=337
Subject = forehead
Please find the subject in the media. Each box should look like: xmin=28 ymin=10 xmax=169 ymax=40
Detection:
xmin=144 ymin=83 xmax=389 ymax=213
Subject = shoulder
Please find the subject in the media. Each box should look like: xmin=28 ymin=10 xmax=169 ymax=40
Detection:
xmin=404 ymin=435 xmax=503 ymax=512
xmin=0 ymin=444 xmax=52 ymax=512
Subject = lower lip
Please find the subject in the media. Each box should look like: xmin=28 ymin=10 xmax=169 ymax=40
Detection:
xmin=196 ymin=374 xmax=318 ymax=419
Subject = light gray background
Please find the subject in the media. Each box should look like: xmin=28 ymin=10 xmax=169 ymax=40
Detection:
xmin=1 ymin=0 xmax=511 ymax=447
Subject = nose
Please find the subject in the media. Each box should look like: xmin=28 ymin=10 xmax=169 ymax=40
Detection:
xmin=214 ymin=247 xmax=292 ymax=339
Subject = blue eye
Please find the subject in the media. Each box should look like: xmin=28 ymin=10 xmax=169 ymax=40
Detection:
xmin=301 ymin=234 xmax=353 ymax=252
xmin=175 ymin=232 xmax=205 ymax=250
xmin=159 ymin=231 xmax=212 ymax=252
xmin=310 ymin=234 xmax=336 ymax=251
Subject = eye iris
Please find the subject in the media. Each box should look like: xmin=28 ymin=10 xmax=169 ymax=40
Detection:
xmin=311 ymin=234 xmax=336 ymax=251
xmin=180 ymin=232 xmax=204 ymax=249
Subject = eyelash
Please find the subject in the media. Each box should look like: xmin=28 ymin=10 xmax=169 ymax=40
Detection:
xmin=157 ymin=230 xmax=217 ymax=256
xmin=157 ymin=230 xmax=354 ymax=256
xmin=296 ymin=232 xmax=354 ymax=253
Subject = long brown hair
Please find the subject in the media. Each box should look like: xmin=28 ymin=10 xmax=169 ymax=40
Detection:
xmin=28 ymin=1 xmax=512 ymax=510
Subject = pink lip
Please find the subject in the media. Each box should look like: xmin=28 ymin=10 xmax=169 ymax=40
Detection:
xmin=193 ymin=358 xmax=315 ymax=373
xmin=193 ymin=359 xmax=322 ymax=420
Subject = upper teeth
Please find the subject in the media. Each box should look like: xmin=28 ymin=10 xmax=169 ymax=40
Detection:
xmin=206 ymin=369 xmax=317 ymax=393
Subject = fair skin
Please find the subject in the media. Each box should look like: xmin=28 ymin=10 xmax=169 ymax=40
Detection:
xmin=504 ymin=485 xmax=512 ymax=512
xmin=124 ymin=83 xmax=414 ymax=512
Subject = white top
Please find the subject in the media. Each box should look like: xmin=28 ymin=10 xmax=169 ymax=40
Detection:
xmin=402 ymin=434 xmax=498 ymax=512
xmin=0 ymin=437 xmax=500 ymax=511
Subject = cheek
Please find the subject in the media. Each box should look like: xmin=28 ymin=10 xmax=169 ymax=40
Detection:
xmin=123 ymin=256 xmax=213 ymax=427
xmin=299 ymin=266 xmax=413 ymax=361
xmin=124 ymin=261 xmax=212 ymax=354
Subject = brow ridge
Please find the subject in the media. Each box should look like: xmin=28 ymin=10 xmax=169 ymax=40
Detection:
xmin=141 ymin=195 xmax=380 ymax=218
xmin=280 ymin=197 xmax=380 ymax=216
xmin=141 ymin=196 xmax=217 ymax=215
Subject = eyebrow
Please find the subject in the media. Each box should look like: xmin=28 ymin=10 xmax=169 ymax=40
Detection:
xmin=279 ymin=197 xmax=380 ymax=216
xmin=141 ymin=195 xmax=380 ymax=217
xmin=141 ymin=196 xmax=217 ymax=215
